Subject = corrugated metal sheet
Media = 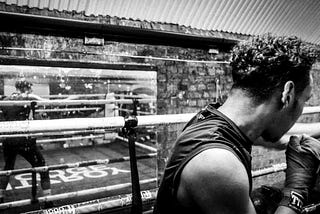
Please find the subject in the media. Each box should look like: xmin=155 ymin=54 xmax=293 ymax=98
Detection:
xmin=1 ymin=0 xmax=320 ymax=45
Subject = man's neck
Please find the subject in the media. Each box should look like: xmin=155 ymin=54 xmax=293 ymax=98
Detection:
xmin=218 ymin=91 xmax=277 ymax=142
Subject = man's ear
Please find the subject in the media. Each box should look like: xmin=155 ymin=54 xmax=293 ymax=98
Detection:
xmin=281 ymin=81 xmax=295 ymax=108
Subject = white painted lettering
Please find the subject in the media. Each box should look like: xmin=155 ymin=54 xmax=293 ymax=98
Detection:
xmin=9 ymin=166 xmax=130 ymax=190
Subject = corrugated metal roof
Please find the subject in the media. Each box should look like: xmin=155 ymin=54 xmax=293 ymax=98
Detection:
xmin=1 ymin=0 xmax=320 ymax=45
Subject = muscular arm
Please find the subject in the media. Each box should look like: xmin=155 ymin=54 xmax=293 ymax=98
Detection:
xmin=177 ymin=148 xmax=256 ymax=214
xmin=177 ymin=148 xmax=299 ymax=214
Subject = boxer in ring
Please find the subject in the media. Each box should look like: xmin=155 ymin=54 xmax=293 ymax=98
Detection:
xmin=154 ymin=34 xmax=320 ymax=214
xmin=0 ymin=79 xmax=78 ymax=207
xmin=0 ymin=79 xmax=52 ymax=206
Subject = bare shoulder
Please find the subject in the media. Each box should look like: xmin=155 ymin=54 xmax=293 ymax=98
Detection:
xmin=177 ymin=148 xmax=255 ymax=214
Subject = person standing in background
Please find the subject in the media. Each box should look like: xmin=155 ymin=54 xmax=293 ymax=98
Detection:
xmin=0 ymin=78 xmax=78 ymax=207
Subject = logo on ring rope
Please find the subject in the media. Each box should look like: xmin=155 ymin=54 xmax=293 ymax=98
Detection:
xmin=43 ymin=205 xmax=75 ymax=214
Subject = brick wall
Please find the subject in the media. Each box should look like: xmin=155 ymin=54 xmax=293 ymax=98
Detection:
xmin=156 ymin=61 xmax=232 ymax=114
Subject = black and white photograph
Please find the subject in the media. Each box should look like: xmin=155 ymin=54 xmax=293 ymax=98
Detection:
xmin=0 ymin=1 xmax=320 ymax=214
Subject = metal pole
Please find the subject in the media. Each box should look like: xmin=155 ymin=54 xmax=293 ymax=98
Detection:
xmin=122 ymin=99 xmax=142 ymax=214
xmin=31 ymin=172 xmax=37 ymax=203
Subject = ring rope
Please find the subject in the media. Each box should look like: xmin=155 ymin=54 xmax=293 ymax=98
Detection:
xmin=302 ymin=106 xmax=320 ymax=114
xmin=0 ymin=107 xmax=102 ymax=114
xmin=0 ymin=129 xmax=108 ymax=139
xmin=0 ymin=98 xmax=155 ymax=106
xmin=0 ymin=114 xmax=196 ymax=135
xmin=116 ymin=136 xmax=157 ymax=153
xmin=22 ymin=189 xmax=158 ymax=214
xmin=0 ymin=153 xmax=156 ymax=176
xmin=252 ymin=163 xmax=287 ymax=178
xmin=0 ymin=113 xmax=318 ymax=137
xmin=0 ymin=134 xmax=106 ymax=146
xmin=20 ymin=187 xmax=320 ymax=214
xmin=41 ymin=93 xmax=154 ymax=99
xmin=36 ymin=134 xmax=105 ymax=144
xmin=35 ymin=107 xmax=102 ymax=113
xmin=117 ymin=107 xmax=155 ymax=115
xmin=0 ymin=133 xmax=152 ymax=148
xmin=0 ymin=178 xmax=157 ymax=210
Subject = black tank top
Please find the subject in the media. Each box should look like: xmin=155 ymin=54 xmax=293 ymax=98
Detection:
xmin=153 ymin=104 xmax=253 ymax=214
xmin=1 ymin=92 xmax=36 ymax=145
xmin=1 ymin=92 xmax=33 ymax=121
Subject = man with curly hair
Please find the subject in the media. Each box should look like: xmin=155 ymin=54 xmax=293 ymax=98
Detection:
xmin=153 ymin=34 xmax=320 ymax=214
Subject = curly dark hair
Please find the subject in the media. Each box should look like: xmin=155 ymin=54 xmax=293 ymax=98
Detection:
xmin=230 ymin=34 xmax=319 ymax=103
xmin=15 ymin=78 xmax=33 ymax=92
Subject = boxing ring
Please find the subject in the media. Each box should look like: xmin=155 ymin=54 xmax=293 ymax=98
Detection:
xmin=0 ymin=100 xmax=320 ymax=213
